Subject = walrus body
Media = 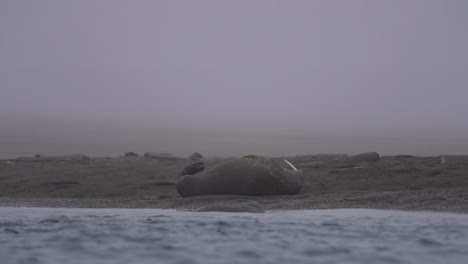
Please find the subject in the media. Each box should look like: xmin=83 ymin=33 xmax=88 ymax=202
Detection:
xmin=176 ymin=156 xmax=303 ymax=197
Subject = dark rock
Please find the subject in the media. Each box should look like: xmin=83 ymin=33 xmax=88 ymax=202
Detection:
xmin=124 ymin=152 xmax=138 ymax=157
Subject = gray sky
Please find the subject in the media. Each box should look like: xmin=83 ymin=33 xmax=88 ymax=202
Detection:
xmin=1 ymin=0 xmax=468 ymax=157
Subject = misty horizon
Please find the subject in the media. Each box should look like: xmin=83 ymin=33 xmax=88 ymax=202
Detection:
xmin=2 ymin=0 xmax=468 ymax=158
xmin=2 ymin=117 xmax=467 ymax=158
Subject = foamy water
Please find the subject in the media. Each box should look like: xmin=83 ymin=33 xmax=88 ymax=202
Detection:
xmin=1 ymin=208 xmax=467 ymax=264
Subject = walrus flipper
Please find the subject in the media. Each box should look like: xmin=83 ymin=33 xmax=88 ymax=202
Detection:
xmin=179 ymin=161 xmax=205 ymax=176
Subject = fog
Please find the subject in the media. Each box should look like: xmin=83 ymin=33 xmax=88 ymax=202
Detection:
xmin=1 ymin=0 xmax=468 ymax=158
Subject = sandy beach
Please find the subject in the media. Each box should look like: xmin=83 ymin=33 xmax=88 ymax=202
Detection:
xmin=1 ymin=154 xmax=467 ymax=213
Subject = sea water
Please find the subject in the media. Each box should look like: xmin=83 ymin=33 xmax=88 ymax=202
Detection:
xmin=1 ymin=208 xmax=467 ymax=264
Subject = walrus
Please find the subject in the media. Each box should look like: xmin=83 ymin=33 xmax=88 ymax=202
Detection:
xmin=176 ymin=154 xmax=303 ymax=197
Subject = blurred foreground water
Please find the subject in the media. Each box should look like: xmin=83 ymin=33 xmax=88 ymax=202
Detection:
xmin=1 ymin=208 xmax=467 ymax=264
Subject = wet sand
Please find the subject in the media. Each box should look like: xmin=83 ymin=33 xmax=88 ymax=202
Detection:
xmin=1 ymin=155 xmax=467 ymax=212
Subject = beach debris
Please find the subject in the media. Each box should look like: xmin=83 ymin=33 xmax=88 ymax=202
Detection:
xmin=124 ymin=152 xmax=138 ymax=157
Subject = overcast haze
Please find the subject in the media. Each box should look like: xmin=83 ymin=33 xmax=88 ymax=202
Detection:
xmin=1 ymin=0 xmax=468 ymax=158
